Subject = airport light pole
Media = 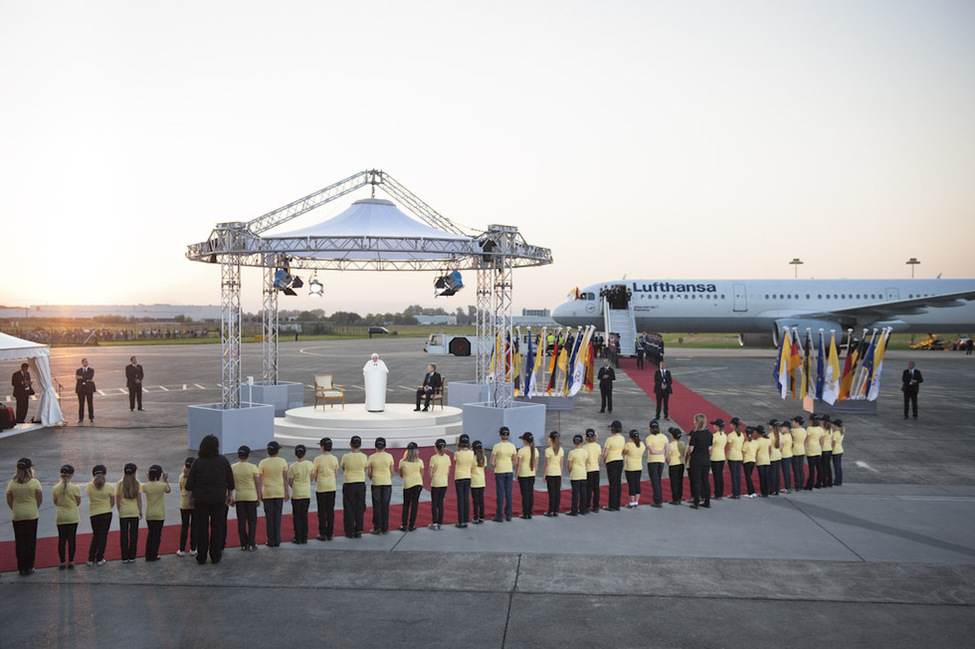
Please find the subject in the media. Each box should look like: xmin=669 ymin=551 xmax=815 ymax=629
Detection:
xmin=906 ymin=257 xmax=920 ymax=278
xmin=789 ymin=258 xmax=803 ymax=279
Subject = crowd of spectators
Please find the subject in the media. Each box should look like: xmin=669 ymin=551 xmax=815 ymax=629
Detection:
xmin=8 ymin=328 xmax=213 ymax=345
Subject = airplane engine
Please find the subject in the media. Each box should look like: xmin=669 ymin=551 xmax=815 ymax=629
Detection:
xmin=772 ymin=319 xmax=844 ymax=346
xmin=737 ymin=333 xmax=775 ymax=348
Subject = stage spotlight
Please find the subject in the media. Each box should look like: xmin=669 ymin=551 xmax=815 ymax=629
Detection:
xmin=273 ymin=269 xmax=301 ymax=296
xmin=308 ymin=276 xmax=324 ymax=297
xmin=435 ymin=270 xmax=464 ymax=297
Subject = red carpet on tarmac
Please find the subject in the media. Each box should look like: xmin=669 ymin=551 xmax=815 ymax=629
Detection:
xmin=3 ymin=360 xmax=749 ymax=573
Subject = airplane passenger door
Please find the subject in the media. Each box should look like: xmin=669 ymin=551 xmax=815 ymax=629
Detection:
xmin=733 ymin=283 xmax=747 ymax=312
xmin=886 ymin=287 xmax=900 ymax=301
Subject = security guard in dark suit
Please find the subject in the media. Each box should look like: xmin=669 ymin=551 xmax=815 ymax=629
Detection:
xmin=597 ymin=359 xmax=615 ymax=413
xmin=75 ymin=358 xmax=95 ymax=424
xmin=901 ymin=361 xmax=923 ymax=419
xmin=11 ymin=363 xmax=33 ymax=423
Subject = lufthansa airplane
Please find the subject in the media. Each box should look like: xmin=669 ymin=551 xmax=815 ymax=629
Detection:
xmin=550 ymin=278 xmax=975 ymax=345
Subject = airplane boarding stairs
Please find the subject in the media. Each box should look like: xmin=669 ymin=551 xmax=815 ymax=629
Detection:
xmin=603 ymin=298 xmax=638 ymax=357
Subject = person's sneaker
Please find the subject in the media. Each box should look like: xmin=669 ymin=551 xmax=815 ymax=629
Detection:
xmin=97 ymin=559 xmax=106 ymax=566
xmin=87 ymin=561 xmax=94 ymax=567
xmin=190 ymin=550 xmax=198 ymax=556
xmin=176 ymin=550 xmax=186 ymax=557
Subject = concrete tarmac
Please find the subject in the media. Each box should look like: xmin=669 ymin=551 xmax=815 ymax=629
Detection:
xmin=2 ymin=340 xmax=974 ymax=647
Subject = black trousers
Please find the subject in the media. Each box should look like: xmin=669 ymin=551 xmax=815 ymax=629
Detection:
xmin=77 ymin=391 xmax=94 ymax=421
xmin=416 ymin=388 xmax=434 ymax=409
xmin=647 ymin=462 xmax=664 ymax=504
xmin=292 ymin=498 xmax=310 ymax=540
xmin=57 ymin=522 xmax=77 ymax=563
xmin=88 ymin=512 xmax=112 ymax=562
xmin=587 ymin=471 xmax=600 ymax=510
xmin=743 ymin=462 xmax=756 ymax=495
xmin=625 ymin=469 xmax=642 ymax=498
xmin=606 ymin=460 xmax=623 ymax=509
xmin=668 ymin=464 xmax=685 ymax=502
xmin=727 ymin=460 xmax=742 ymax=497
xmin=471 ymin=486 xmax=485 ymax=521
xmin=792 ymin=455 xmax=806 ymax=489
xmin=14 ymin=393 xmax=29 ymax=423
xmin=636 ymin=353 xmax=644 ymax=369
xmin=689 ymin=462 xmax=710 ymax=505
xmin=342 ymin=483 xmax=366 ymax=536
xmin=769 ymin=460 xmax=781 ymax=494
xmin=316 ymin=491 xmax=336 ymax=538
xmin=821 ymin=451 xmax=834 ymax=486
xmin=518 ymin=476 xmax=535 ymax=517
xmin=402 ymin=485 xmax=421 ymax=529
xmin=264 ymin=497 xmax=283 ymax=545
xmin=145 ymin=520 xmax=163 ymax=560
xmin=571 ymin=479 xmax=588 ymax=514
xmin=236 ymin=500 xmax=258 ymax=547
xmin=455 ymin=479 xmax=471 ymax=524
xmin=128 ymin=385 xmax=143 ymax=410
xmin=13 ymin=518 xmax=38 ymax=572
xmin=546 ymin=476 xmax=561 ymax=513
xmin=371 ymin=486 xmax=391 ymax=532
xmin=711 ymin=460 xmax=725 ymax=498
xmin=193 ymin=501 xmax=228 ymax=564
xmin=780 ymin=458 xmax=792 ymax=491
xmin=654 ymin=392 xmax=670 ymax=419
xmin=904 ymin=390 xmax=918 ymax=417
xmin=832 ymin=454 xmax=843 ymax=486
xmin=805 ymin=456 xmax=822 ymax=489
xmin=119 ymin=516 xmax=139 ymax=561
xmin=757 ymin=465 xmax=770 ymax=496
xmin=600 ymin=387 xmax=613 ymax=412
xmin=179 ymin=508 xmax=195 ymax=551
xmin=431 ymin=486 xmax=447 ymax=524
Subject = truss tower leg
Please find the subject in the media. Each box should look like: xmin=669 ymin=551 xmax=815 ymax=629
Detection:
xmin=262 ymin=264 xmax=279 ymax=385
xmin=219 ymin=249 xmax=242 ymax=409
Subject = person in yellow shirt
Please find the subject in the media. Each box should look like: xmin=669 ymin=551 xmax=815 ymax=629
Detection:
xmin=754 ymin=426 xmax=771 ymax=498
xmin=490 ymin=427 xmax=516 ymax=522
xmin=515 ymin=432 xmax=538 ymax=519
xmin=232 ymin=446 xmax=261 ymax=551
xmin=601 ymin=420 xmax=626 ymax=511
xmin=398 ymin=442 xmax=424 ymax=532
xmin=666 ymin=428 xmax=687 ymax=505
xmin=312 ymin=437 xmax=339 ymax=541
xmin=52 ymin=464 xmax=81 ymax=569
xmin=709 ymin=419 xmax=727 ymax=500
xmin=140 ymin=464 xmax=171 ymax=562
xmin=584 ymin=429 xmax=601 ymax=513
xmin=777 ymin=421 xmax=793 ymax=494
xmin=830 ymin=419 xmax=845 ymax=486
xmin=7 ymin=457 xmax=42 ymax=575
xmin=86 ymin=464 xmax=114 ymax=566
xmin=259 ymin=440 xmax=290 ymax=547
xmin=820 ymin=414 xmax=834 ymax=487
xmin=790 ymin=416 xmax=807 ymax=491
xmin=116 ymin=463 xmax=143 ymax=563
xmin=428 ymin=438 xmax=451 ymax=530
xmin=645 ymin=420 xmax=668 ymax=508
xmin=622 ymin=429 xmax=646 ymax=508
xmin=340 ymin=435 xmax=368 ymax=538
xmin=804 ymin=414 xmax=824 ymax=490
xmin=567 ymin=434 xmax=589 ymax=515
xmin=726 ymin=418 xmax=745 ymax=499
xmin=543 ymin=431 xmax=564 ymax=516
xmin=471 ymin=440 xmax=487 ymax=524
xmin=454 ymin=434 xmax=475 ymax=528
xmin=741 ymin=428 xmax=757 ymax=498
xmin=767 ymin=421 xmax=782 ymax=496
xmin=366 ymin=438 xmax=394 ymax=535
xmin=289 ymin=445 xmax=314 ymax=543
xmin=177 ymin=457 xmax=196 ymax=557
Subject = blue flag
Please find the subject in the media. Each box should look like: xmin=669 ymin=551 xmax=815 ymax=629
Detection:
xmin=523 ymin=333 xmax=536 ymax=398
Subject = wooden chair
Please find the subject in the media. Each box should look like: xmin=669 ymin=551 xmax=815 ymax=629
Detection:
xmin=313 ymin=374 xmax=345 ymax=409
xmin=431 ymin=376 xmax=446 ymax=410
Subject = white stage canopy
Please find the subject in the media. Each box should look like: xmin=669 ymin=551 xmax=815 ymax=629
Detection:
xmin=0 ymin=332 xmax=64 ymax=427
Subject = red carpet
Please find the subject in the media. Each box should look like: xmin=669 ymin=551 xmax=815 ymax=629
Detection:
xmin=3 ymin=365 xmax=749 ymax=573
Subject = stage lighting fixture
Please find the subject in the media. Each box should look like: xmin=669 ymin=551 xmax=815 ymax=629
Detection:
xmin=273 ymin=269 xmax=301 ymax=296
xmin=435 ymin=270 xmax=464 ymax=297
xmin=308 ymin=275 xmax=324 ymax=297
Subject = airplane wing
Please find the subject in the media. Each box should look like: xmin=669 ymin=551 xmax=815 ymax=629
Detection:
xmin=805 ymin=290 xmax=975 ymax=320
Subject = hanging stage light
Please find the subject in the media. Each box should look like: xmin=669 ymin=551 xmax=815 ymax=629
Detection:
xmin=308 ymin=274 xmax=324 ymax=297
xmin=273 ymin=269 xmax=303 ymax=296
xmin=434 ymin=270 xmax=464 ymax=297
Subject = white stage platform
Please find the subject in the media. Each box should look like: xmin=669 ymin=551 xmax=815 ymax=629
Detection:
xmin=274 ymin=403 xmax=464 ymax=449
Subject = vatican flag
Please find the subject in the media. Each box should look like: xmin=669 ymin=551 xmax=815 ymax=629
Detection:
xmin=822 ymin=331 xmax=841 ymax=405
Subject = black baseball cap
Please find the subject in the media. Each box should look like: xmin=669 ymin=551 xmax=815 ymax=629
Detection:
xmin=407 ymin=441 xmax=419 ymax=450
xmin=60 ymin=464 xmax=74 ymax=475
xmin=374 ymin=438 xmax=386 ymax=448
xmin=124 ymin=463 xmax=137 ymax=475
xmin=520 ymin=432 xmax=533 ymax=442
xmin=267 ymin=441 xmax=281 ymax=452
xmin=148 ymin=464 xmax=163 ymax=477
xmin=184 ymin=457 xmax=195 ymax=468
xmin=793 ymin=416 xmax=805 ymax=424
xmin=472 ymin=440 xmax=483 ymax=450
xmin=238 ymin=445 xmax=251 ymax=457
xmin=320 ymin=437 xmax=332 ymax=449
xmin=92 ymin=464 xmax=107 ymax=476
xmin=710 ymin=418 xmax=725 ymax=427
xmin=628 ymin=429 xmax=641 ymax=440
xmin=668 ymin=427 xmax=682 ymax=439
xmin=832 ymin=419 xmax=843 ymax=427
xmin=573 ymin=434 xmax=584 ymax=444
xmin=609 ymin=420 xmax=622 ymax=431
xmin=649 ymin=420 xmax=660 ymax=430
xmin=768 ymin=419 xmax=779 ymax=427
xmin=17 ymin=457 xmax=32 ymax=469
xmin=295 ymin=444 xmax=307 ymax=456
xmin=499 ymin=426 xmax=510 ymax=436
xmin=585 ymin=428 xmax=596 ymax=438
xmin=459 ymin=433 xmax=470 ymax=444
xmin=729 ymin=417 xmax=741 ymax=425
xmin=549 ymin=431 xmax=560 ymax=440
xmin=435 ymin=438 xmax=447 ymax=449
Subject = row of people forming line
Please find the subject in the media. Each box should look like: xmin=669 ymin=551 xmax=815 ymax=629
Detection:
xmin=5 ymin=414 xmax=847 ymax=573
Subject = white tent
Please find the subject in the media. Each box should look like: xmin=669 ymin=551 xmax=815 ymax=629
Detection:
xmin=0 ymin=332 xmax=64 ymax=427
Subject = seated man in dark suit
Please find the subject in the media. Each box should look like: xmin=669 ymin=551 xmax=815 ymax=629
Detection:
xmin=415 ymin=363 xmax=442 ymax=412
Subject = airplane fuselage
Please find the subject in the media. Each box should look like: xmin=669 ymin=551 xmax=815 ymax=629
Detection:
xmin=551 ymin=279 xmax=975 ymax=336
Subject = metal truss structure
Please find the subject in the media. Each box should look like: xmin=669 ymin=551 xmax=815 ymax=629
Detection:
xmin=187 ymin=170 xmax=551 ymax=410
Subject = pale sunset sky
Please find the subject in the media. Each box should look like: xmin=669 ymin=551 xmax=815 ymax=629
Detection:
xmin=2 ymin=0 xmax=973 ymax=315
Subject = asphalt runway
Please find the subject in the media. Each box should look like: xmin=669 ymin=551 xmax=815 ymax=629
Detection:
xmin=2 ymin=340 xmax=974 ymax=647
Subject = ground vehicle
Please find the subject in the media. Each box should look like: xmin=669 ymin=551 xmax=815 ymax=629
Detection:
xmin=368 ymin=326 xmax=390 ymax=337
xmin=424 ymin=333 xmax=480 ymax=356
